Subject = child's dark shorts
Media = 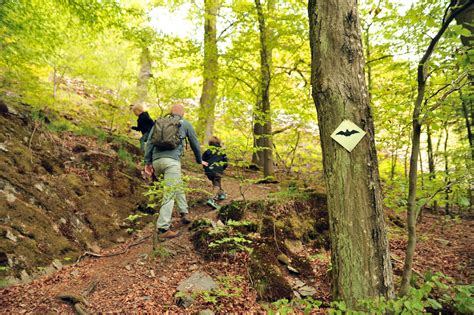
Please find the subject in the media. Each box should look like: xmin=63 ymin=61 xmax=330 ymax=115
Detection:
xmin=206 ymin=173 xmax=222 ymax=187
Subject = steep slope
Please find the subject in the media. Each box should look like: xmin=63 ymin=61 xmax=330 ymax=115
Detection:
xmin=0 ymin=100 xmax=147 ymax=285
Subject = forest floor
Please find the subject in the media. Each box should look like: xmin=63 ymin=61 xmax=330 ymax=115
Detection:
xmin=1 ymin=198 xmax=472 ymax=313
xmin=0 ymin=100 xmax=472 ymax=314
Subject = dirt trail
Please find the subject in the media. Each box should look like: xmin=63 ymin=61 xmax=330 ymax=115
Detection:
xmin=0 ymin=178 xmax=276 ymax=314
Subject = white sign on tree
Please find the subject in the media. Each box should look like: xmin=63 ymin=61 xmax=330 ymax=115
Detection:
xmin=331 ymin=120 xmax=366 ymax=152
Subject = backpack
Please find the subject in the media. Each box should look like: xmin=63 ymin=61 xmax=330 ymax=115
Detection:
xmin=150 ymin=115 xmax=182 ymax=150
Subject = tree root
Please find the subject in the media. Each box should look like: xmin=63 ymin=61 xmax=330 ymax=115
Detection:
xmin=75 ymin=235 xmax=151 ymax=263
xmin=57 ymin=294 xmax=89 ymax=315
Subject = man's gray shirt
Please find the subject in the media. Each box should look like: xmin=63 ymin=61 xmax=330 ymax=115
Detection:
xmin=144 ymin=115 xmax=202 ymax=165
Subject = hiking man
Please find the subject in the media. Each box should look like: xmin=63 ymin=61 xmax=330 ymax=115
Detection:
xmin=144 ymin=103 xmax=207 ymax=239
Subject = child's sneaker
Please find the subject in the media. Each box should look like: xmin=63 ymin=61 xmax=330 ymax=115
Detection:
xmin=217 ymin=192 xmax=227 ymax=200
xmin=207 ymin=198 xmax=220 ymax=210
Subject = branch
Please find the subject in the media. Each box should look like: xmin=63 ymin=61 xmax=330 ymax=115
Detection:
xmin=366 ymin=54 xmax=394 ymax=64
xmin=272 ymin=125 xmax=292 ymax=135
xmin=421 ymin=72 xmax=469 ymax=123
xmin=418 ymin=0 xmax=472 ymax=83
xmin=416 ymin=178 xmax=463 ymax=220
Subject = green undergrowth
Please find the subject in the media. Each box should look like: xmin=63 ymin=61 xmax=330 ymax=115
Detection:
xmin=268 ymin=272 xmax=473 ymax=314
xmin=186 ymin=276 xmax=244 ymax=307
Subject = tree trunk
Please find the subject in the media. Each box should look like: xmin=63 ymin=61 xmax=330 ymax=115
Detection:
xmin=198 ymin=0 xmax=219 ymax=144
xmin=255 ymin=0 xmax=275 ymax=179
xmin=308 ymin=0 xmax=394 ymax=306
xmin=426 ymin=124 xmax=439 ymax=214
xmin=136 ymin=47 xmax=152 ymax=104
xmin=460 ymin=91 xmax=473 ymax=210
xmin=444 ymin=124 xmax=451 ymax=215
xmin=399 ymin=1 xmax=471 ymax=296
xmin=252 ymin=109 xmax=264 ymax=167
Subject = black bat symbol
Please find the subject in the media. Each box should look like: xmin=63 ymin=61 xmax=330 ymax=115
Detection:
xmin=336 ymin=129 xmax=360 ymax=137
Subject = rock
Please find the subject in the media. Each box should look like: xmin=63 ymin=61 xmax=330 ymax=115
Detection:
xmin=298 ymin=285 xmax=317 ymax=297
xmin=142 ymin=296 xmax=151 ymax=301
xmin=177 ymin=271 xmax=217 ymax=293
xmin=150 ymin=270 xmax=155 ymax=278
xmin=177 ymin=294 xmax=195 ymax=308
xmin=71 ymin=270 xmax=80 ymax=277
xmin=6 ymin=230 xmax=17 ymax=242
xmin=189 ymin=264 xmax=198 ymax=271
xmin=159 ymin=276 xmax=168 ymax=283
xmin=125 ymin=265 xmax=132 ymax=271
xmin=116 ymin=237 xmax=125 ymax=243
xmin=292 ymin=279 xmax=305 ymax=289
xmin=34 ymin=183 xmax=45 ymax=192
xmin=5 ymin=192 xmax=16 ymax=203
xmin=43 ymin=265 xmax=56 ymax=276
xmin=52 ymin=259 xmax=63 ymax=270
xmin=287 ymin=265 xmax=300 ymax=274
xmin=277 ymin=253 xmax=291 ymax=266
xmin=198 ymin=309 xmax=215 ymax=315
xmin=20 ymin=270 xmax=31 ymax=283
xmin=3 ymin=276 xmax=20 ymax=287
xmin=0 ymin=143 xmax=8 ymax=152
xmin=284 ymin=239 xmax=304 ymax=255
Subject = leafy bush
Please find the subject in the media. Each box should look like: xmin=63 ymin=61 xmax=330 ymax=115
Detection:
xmin=265 ymin=297 xmax=323 ymax=315
xmin=329 ymin=272 xmax=473 ymax=314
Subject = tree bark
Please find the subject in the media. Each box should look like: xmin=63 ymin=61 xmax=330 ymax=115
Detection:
xmin=255 ymin=0 xmax=275 ymax=179
xmin=399 ymin=1 xmax=471 ymax=296
xmin=136 ymin=47 xmax=152 ymax=104
xmin=198 ymin=0 xmax=219 ymax=144
xmin=444 ymin=124 xmax=451 ymax=215
xmin=308 ymin=0 xmax=394 ymax=306
xmin=426 ymin=124 xmax=439 ymax=214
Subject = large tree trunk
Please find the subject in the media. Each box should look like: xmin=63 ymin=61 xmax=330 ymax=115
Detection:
xmin=255 ymin=0 xmax=275 ymax=179
xmin=136 ymin=47 xmax=152 ymax=104
xmin=198 ymin=0 xmax=219 ymax=144
xmin=308 ymin=0 xmax=393 ymax=306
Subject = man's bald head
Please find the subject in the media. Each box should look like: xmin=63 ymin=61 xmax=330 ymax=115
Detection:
xmin=170 ymin=103 xmax=185 ymax=117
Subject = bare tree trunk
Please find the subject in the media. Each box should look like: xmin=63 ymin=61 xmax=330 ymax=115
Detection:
xmin=252 ymin=108 xmax=264 ymax=167
xmin=308 ymin=0 xmax=394 ymax=306
xmin=460 ymin=91 xmax=474 ymax=210
xmin=255 ymin=0 xmax=275 ymax=179
xmin=198 ymin=0 xmax=220 ymax=144
xmin=136 ymin=47 xmax=152 ymax=104
xmin=427 ymin=124 xmax=439 ymax=214
xmin=399 ymin=1 xmax=471 ymax=296
xmin=444 ymin=124 xmax=451 ymax=215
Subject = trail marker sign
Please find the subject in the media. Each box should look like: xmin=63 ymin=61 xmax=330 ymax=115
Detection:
xmin=331 ymin=120 xmax=366 ymax=152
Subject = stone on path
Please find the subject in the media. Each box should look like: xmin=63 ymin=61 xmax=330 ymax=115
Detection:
xmin=176 ymin=271 xmax=217 ymax=308
xmin=198 ymin=309 xmax=215 ymax=315
xmin=177 ymin=271 xmax=217 ymax=292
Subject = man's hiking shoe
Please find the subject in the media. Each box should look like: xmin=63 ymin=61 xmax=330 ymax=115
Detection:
xmin=180 ymin=213 xmax=192 ymax=224
xmin=217 ymin=192 xmax=227 ymax=200
xmin=157 ymin=229 xmax=179 ymax=239
xmin=207 ymin=198 xmax=220 ymax=210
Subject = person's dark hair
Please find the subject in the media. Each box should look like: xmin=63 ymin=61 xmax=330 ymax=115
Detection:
xmin=208 ymin=136 xmax=221 ymax=147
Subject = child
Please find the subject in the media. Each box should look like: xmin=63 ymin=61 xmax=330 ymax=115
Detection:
xmin=202 ymin=136 xmax=228 ymax=209
xmin=131 ymin=104 xmax=154 ymax=151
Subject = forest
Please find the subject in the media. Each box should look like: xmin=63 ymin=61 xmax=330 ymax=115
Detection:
xmin=0 ymin=0 xmax=472 ymax=313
